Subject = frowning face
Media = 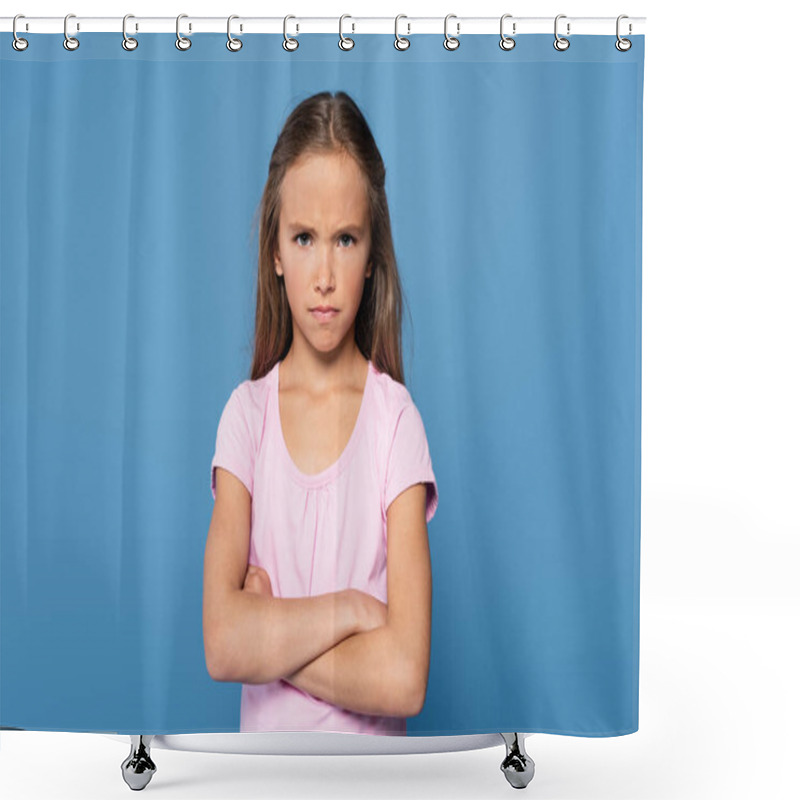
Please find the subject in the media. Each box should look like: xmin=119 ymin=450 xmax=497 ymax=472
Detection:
xmin=275 ymin=149 xmax=372 ymax=356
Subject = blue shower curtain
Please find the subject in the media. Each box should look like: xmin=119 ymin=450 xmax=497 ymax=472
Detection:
xmin=1 ymin=31 xmax=644 ymax=737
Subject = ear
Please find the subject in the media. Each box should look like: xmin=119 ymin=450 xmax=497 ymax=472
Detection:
xmin=275 ymin=256 xmax=282 ymax=278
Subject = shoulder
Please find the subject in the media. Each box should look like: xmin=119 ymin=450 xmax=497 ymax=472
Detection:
xmin=233 ymin=372 xmax=271 ymax=410
xmin=220 ymin=371 xmax=272 ymax=447
xmin=369 ymin=363 xmax=431 ymax=453
xmin=370 ymin=364 xmax=438 ymax=524
xmin=369 ymin=363 xmax=415 ymax=423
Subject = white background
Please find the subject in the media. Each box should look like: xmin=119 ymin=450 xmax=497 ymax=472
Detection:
xmin=2 ymin=1 xmax=798 ymax=798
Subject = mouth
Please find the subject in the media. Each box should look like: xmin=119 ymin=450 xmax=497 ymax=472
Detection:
xmin=310 ymin=307 xmax=339 ymax=322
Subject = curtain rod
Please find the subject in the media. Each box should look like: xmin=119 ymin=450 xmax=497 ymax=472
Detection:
xmin=2 ymin=16 xmax=646 ymax=36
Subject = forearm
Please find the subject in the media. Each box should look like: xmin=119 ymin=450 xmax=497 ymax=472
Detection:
xmin=215 ymin=589 xmax=358 ymax=685
xmin=284 ymin=624 xmax=417 ymax=718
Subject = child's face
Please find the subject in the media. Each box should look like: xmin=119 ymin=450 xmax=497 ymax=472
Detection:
xmin=275 ymin=149 xmax=372 ymax=356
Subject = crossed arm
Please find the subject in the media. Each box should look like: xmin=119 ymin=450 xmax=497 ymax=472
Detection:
xmin=205 ymin=478 xmax=432 ymax=720
xmin=282 ymin=600 xmax=424 ymax=718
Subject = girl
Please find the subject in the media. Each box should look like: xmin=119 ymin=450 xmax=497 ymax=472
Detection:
xmin=203 ymin=91 xmax=439 ymax=735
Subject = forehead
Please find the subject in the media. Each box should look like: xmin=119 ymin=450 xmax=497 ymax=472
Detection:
xmin=280 ymin=150 xmax=369 ymax=223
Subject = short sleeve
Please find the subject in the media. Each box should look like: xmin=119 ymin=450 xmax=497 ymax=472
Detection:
xmin=210 ymin=385 xmax=255 ymax=500
xmin=384 ymin=402 xmax=439 ymax=524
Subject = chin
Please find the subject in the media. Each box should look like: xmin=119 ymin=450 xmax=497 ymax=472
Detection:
xmin=305 ymin=332 xmax=345 ymax=353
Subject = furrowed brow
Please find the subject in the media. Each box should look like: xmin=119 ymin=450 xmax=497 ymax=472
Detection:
xmin=287 ymin=222 xmax=365 ymax=236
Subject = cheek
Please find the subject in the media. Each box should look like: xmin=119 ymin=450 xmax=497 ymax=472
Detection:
xmin=281 ymin=267 xmax=302 ymax=295
xmin=349 ymin=267 xmax=369 ymax=291
xmin=343 ymin=278 xmax=365 ymax=310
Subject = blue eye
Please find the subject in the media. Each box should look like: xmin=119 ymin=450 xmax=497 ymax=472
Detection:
xmin=293 ymin=232 xmax=356 ymax=247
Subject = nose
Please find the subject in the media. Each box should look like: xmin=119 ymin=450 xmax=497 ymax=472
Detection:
xmin=314 ymin=250 xmax=335 ymax=293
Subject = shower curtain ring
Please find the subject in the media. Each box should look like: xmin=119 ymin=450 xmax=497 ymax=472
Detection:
xmin=227 ymin=15 xmax=243 ymax=52
xmin=176 ymin=14 xmax=191 ymax=51
xmin=499 ymin=14 xmax=516 ymax=50
xmin=12 ymin=14 xmax=28 ymax=52
xmin=63 ymin=13 xmax=79 ymax=51
xmin=615 ymin=15 xmax=632 ymax=51
xmin=394 ymin=15 xmax=410 ymax=50
xmin=339 ymin=15 xmax=355 ymax=50
xmin=122 ymin=15 xmax=138 ymax=51
xmin=553 ymin=14 xmax=570 ymax=51
xmin=443 ymin=14 xmax=460 ymax=50
xmin=283 ymin=15 xmax=299 ymax=51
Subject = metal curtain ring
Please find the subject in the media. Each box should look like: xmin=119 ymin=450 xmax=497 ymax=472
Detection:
xmin=122 ymin=14 xmax=138 ymax=51
xmin=616 ymin=14 xmax=632 ymax=51
xmin=394 ymin=14 xmax=410 ymax=50
xmin=499 ymin=14 xmax=516 ymax=50
xmin=64 ymin=13 xmax=79 ymax=51
xmin=339 ymin=14 xmax=354 ymax=50
xmin=176 ymin=14 xmax=191 ymax=51
xmin=443 ymin=14 xmax=460 ymax=50
xmin=283 ymin=15 xmax=299 ymax=51
xmin=553 ymin=14 xmax=570 ymax=51
xmin=227 ymin=15 xmax=243 ymax=51
xmin=12 ymin=14 xmax=29 ymax=52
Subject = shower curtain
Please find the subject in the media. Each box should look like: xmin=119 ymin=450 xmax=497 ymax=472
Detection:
xmin=0 ymin=28 xmax=644 ymax=738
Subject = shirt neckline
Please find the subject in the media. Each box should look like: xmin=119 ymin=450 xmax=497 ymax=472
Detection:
xmin=273 ymin=358 xmax=374 ymax=488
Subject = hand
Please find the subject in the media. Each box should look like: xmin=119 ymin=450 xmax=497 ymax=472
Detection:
xmin=243 ymin=563 xmax=273 ymax=600
xmin=346 ymin=588 xmax=388 ymax=634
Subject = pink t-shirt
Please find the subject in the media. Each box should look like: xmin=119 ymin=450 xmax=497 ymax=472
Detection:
xmin=210 ymin=358 xmax=438 ymax=734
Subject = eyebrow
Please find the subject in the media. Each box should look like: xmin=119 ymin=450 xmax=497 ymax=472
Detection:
xmin=287 ymin=222 xmax=365 ymax=236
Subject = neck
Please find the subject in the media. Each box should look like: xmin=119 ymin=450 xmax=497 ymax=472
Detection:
xmin=281 ymin=341 xmax=367 ymax=394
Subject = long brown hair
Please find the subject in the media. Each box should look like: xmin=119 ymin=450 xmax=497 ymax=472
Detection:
xmin=248 ymin=91 xmax=407 ymax=385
